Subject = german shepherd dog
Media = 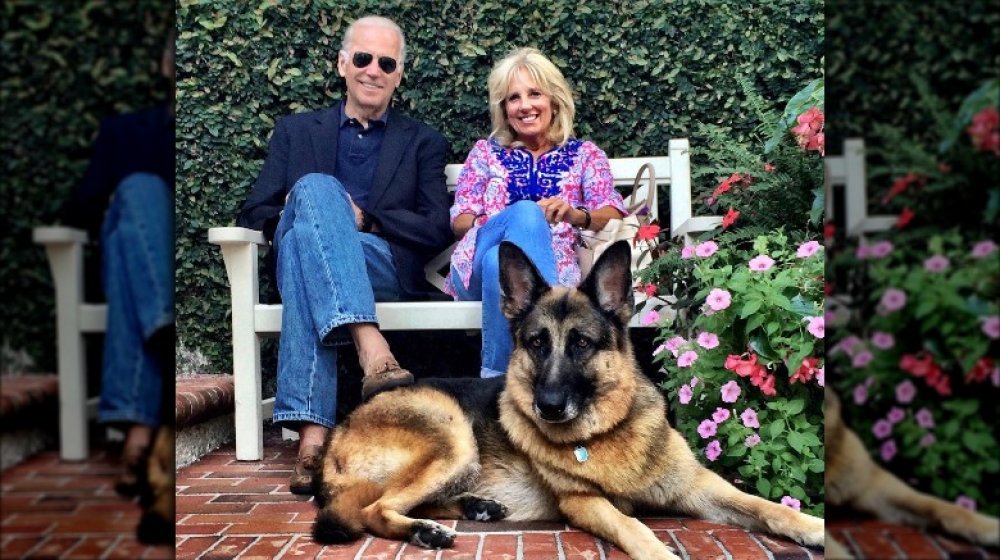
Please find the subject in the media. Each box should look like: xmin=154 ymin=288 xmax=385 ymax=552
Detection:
xmin=824 ymin=390 xmax=999 ymax=558
xmin=312 ymin=241 xmax=824 ymax=559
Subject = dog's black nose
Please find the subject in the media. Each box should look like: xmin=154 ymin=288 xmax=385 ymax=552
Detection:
xmin=535 ymin=388 xmax=567 ymax=421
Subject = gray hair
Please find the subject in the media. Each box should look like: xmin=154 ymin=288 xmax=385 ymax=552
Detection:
xmin=340 ymin=15 xmax=407 ymax=66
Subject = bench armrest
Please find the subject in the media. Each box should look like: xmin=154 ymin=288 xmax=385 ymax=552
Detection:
xmin=33 ymin=226 xmax=88 ymax=245
xmin=208 ymin=226 xmax=267 ymax=246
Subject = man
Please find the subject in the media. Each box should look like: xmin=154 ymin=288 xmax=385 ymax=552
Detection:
xmin=237 ymin=15 xmax=452 ymax=493
xmin=62 ymin=29 xmax=176 ymax=499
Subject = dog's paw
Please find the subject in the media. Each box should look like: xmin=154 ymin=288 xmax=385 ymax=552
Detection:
xmin=460 ymin=496 xmax=509 ymax=522
xmin=410 ymin=520 xmax=456 ymax=549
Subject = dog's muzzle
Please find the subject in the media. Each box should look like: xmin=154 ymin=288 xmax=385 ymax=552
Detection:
xmin=534 ymin=388 xmax=579 ymax=423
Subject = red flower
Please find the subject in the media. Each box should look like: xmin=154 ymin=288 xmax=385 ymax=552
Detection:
xmin=824 ymin=223 xmax=835 ymax=240
xmin=967 ymin=107 xmax=1000 ymax=156
xmin=896 ymin=207 xmax=915 ymax=229
xmin=763 ymin=162 xmax=776 ymax=173
xmin=759 ymin=374 xmax=777 ymax=396
xmin=791 ymin=357 xmax=820 ymax=384
xmin=937 ymin=162 xmax=952 ymax=174
xmin=966 ymin=357 xmax=995 ymax=384
xmin=791 ymin=107 xmax=825 ymax=155
xmin=824 ymin=282 xmax=833 ymax=296
xmin=882 ymin=172 xmax=926 ymax=205
xmin=722 ymin=207 xmax=740 ymax=229
xmin=636 ymin=283 xmax=658 ymax=297
xmin=635 ymin=224 xmax=660 ymax=241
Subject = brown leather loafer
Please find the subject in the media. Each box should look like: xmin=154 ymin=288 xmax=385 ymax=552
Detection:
xmin=289 ymin=445 xmax=323 ymax=495
xmin=361 ymin=359 xmax=414 ymax=401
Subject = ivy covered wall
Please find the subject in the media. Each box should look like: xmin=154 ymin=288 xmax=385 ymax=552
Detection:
xmin=175 ymin=0 xmax=824 ymax=372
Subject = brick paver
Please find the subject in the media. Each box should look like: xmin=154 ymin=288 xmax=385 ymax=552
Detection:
xmin=0 ymin=448 xmax=172 ymax=559
xmin=175 ymin=427 xmax=822 ymax=559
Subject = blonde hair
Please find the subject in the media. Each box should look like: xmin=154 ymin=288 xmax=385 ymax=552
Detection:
xmin=488 ymin=48 xmax=575 ymax=148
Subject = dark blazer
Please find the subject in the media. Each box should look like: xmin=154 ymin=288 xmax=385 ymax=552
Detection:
xmin=237 ymin=104 xmax=452 ymax=300
xmin=62 ymin=104 xmax=175 ymax=240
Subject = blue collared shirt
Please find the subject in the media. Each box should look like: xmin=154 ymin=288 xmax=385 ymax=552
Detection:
xmin=336 ymin=102 xmax=387 ymax=208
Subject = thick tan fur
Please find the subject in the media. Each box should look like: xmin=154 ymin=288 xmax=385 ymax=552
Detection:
xmin=824 ymin=389 xmax=999 ymax=558
xmin=313 ymin=242 xmax=824 ymax=559
xmin=136 ymin=425 xmax=175 ymax=544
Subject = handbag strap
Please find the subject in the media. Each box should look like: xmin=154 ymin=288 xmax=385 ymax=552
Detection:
xmin=622 ymin=162 xmax=656 ymax=218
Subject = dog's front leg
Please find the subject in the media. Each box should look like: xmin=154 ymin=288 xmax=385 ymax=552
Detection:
xmin=558 ymin=494 xmax=679 ymax=560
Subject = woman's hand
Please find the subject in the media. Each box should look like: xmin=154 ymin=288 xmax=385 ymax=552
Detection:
xmin=537 ymin=197 xmax=577 ymax=224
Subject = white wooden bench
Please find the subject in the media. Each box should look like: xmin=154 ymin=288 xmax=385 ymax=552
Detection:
xmin=209 ymin=138 xmax=726 ymax=460
xmin=824 ymin=138 xmax=896 ymax=237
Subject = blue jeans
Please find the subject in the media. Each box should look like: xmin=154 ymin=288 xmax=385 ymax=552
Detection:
xmin=450 ymin=201 xmax=557 ymax=377
xmin=98 ymin=173 xmax=174 ymax=427
xmin=273 ymin=173 xmax=402 ymax=428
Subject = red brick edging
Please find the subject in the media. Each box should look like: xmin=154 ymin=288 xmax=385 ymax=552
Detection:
xmin=175 ymin=374 xmax=235 ymax=430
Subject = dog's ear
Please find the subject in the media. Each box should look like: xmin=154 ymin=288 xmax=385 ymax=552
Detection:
xmin=581 ymin=240 xmax=634 ymax=324
xmin=499 ymin=241 xmax=550 ymax=320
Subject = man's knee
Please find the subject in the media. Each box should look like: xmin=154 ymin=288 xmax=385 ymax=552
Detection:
xmin=290 ymin=173 xmax=348 ymax=199
xmin=114 ymin=173 xmax=170 ymax=205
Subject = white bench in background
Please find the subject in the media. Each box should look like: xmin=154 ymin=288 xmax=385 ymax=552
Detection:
xmin=209 ymin=138 xmax=726 ymax=460
xmin=824 ymin=138 xmax=896 ymax=237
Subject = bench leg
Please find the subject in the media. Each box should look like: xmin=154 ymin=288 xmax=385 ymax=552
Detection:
xmin=44 ymin=242 xmax=90 ymax=461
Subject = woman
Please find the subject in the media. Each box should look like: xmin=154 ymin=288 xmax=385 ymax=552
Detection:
xmin=447 ymin=48 xmax=626 ymax=378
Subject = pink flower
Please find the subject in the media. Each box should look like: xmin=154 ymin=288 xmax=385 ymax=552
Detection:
xmin=705 ymin=440 xmax=722 ymax=462
xmin=816 ymin=367 xmax=824 ymax=387
xmin=745 ymin=433 xmax=761 ymax=447
xmin=982 ymin=316 xmax=999 ymax=340
xmin=748 ymin=255 xmax=775 ymax=271
xmin=971 ymin=240 xmax=997 ymax=258
xmin=780 ymin=496 xmax=801 ymax=511
xmin=690 ymin=376 xmax=700 ymax=388
xmin=678 ymin=384 xmax=693 ymax=405
xmin=677 ymin=350 xmax=699 ymax=368
xmin=855 ymin=243 xmax=872 ymax=260
xmin=956 ymin=496 xmax=977 ymax=511
xmin=720 ymin=380 xmax=742 ymax=403
xmin=920 ymin=433 xmax=937 ymax=447
xmin=880 ymin=288 xmax=907 ymax=312
xmin=831 ymin=335 xmax=863 ymax=357
xmin=915 ymin=407 xmax=934 ymax=428
xmin=887 ymin=407 xmax=905 ymax=424
xmin=712 ymin=407 xmax=730 ymax=423
xmin=681 ymin=245 xmax=696 ymax=259
xmin=698 ymin=419 xmax=718 ymax=438
xmin=870 ymin=240 xmax=894 ymax=258
xmin=641 ymin=310 xmax=660 ymax=326
xmin=664 ymin=336 xmax=687 ymax=357
xmin=852 ymin=350 xmax=873 ymax=368
xmin=696 ymin=332 xmax=719 ymax=349
xmin=896 ymin=380 xmax=917 ymax=404
xmin=796 ymin=240 xmax=821 ymax=258
xmin=653 ymin=343 xmax=667 ymax=356
xmin=871 ymin=331 xmax=895 ymax=350
xmin=806 ymin=316 xmax=824 ymax=338
xmin=707 ymin=289 xmax=732 ymax=311
xmin=923 ymin=255 xmax=950 ymax=272
xmin=880 ymin=439 xmax=897 ymax=462
xmin=853 ymin=383 xmax=868 ymax=405
xmin=695 ymin=241 xmax=719 ymax=257
xmin=872 ymin=419 xmax=893 ymax=439
xmin=740 ymin=408 xmax=760 ymax=428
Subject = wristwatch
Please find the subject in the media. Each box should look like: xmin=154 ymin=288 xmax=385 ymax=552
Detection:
xmin=576 ymin=206 xmax=592 ymax=229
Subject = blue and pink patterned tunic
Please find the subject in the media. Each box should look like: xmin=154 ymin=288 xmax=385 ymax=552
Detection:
xmin=446 ymin=137 xmax=626 ymax=295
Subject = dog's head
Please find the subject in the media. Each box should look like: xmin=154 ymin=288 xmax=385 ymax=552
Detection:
xmin=499 ymin=240 xmax=637 ymax=431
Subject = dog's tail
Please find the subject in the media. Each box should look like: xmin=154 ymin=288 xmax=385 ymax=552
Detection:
xmin=312 ymin=479 xmax=383 ymax=543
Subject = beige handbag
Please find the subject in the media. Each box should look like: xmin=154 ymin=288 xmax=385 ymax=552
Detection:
xmin=576 ymin=163 xmax=657 ymax=277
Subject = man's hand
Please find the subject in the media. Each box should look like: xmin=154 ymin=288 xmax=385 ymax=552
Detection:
xmin=349 ymin=196 xmax=364 ymax=230
xmin=537 ymin=197 xmax=575 ymax=224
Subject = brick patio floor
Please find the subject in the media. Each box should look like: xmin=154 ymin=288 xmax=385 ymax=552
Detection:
xmin=0 ymin=448 xmax=172 ymax=559
xmin=175 ymin=426 xmax=823 ymax=560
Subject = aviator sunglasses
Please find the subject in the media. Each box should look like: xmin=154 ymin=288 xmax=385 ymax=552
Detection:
xmin=350 ymin=51 xmax=398 ymax=74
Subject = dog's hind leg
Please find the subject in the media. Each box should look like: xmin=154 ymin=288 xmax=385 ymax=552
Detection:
xmin=673 ymin=468 xmax=825 ymax=548
xmin=359 ymin=457 xmax=476 ymax=549
xmin=414 ymin=493 xmax=509 ymax=522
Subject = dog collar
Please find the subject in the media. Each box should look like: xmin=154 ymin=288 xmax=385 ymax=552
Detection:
xmin=574 ymin=445 xmax=590 ymax=463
